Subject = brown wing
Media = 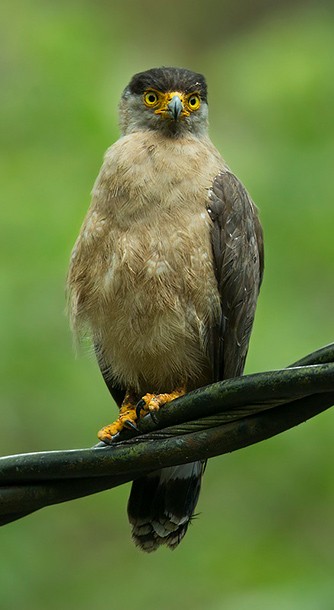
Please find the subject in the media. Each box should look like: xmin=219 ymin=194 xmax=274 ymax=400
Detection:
xmin=207 ymin=170 xmax=264 ymax=381
xmin=94 ymin=343 xmax=126 ymax=407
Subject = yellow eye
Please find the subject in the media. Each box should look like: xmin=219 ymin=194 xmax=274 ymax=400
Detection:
xmin=187 ymin=93 xmax=201 ymax=111
xmin=144 ymin=90 xmax=160 ymax=107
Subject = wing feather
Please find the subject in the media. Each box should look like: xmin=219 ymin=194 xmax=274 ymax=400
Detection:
xmin=207 ymin=170 xmax=264 ymax=381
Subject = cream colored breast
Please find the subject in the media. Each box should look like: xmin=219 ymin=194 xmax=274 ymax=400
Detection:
xmin=69 ymin=130 xmax=224 ymax=391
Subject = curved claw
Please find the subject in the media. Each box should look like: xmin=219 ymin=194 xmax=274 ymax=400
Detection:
xmin=124 ymin=419 xmax=139 ymax=432
xmin=110 ymin=432 xmax=121 ymax=442
xmin=136 ymin=398 xmax=146 ymax=419
xmin=100 ymin=431 xmax=121 ymax=445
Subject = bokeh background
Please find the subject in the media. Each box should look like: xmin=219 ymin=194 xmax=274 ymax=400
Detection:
xmin=1 ymin=0 xmax=334 ymax=608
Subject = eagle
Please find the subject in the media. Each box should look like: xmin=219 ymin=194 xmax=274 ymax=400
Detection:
xmin=67 ymin=66 xmax=264 ymax=552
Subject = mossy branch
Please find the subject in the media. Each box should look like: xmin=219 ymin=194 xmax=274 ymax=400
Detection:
xmin=1 ymin=343 xmax=334 ymax=526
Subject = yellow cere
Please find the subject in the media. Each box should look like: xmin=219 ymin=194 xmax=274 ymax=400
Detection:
xmin=143 ymin=89 xmax=201 ymax=117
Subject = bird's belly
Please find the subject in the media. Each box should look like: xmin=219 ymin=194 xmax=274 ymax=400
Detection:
xmin=96 ymin=218 xmax=220 ymax=393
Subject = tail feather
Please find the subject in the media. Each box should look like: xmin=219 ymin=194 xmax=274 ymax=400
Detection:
xmin=127 ymin=461 xmax=205 ymax=552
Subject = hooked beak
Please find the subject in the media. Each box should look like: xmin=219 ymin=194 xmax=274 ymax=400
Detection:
xmin=168 ymin=95 xmax=183 ymax=121
xmin=155 ymin=92 xmax=189 ymax=121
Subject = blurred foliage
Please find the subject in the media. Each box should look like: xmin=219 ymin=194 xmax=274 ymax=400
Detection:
xmin=1 ymin=0 xmax=334 ymax=608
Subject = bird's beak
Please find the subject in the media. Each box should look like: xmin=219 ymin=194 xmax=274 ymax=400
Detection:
xmin=155 ymin=92 xmax=189 ymax=121
xmin=168 ymin=95 xmax=183 ymax=121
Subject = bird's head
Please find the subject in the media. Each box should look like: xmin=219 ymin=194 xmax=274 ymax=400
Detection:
xmin=119 ymin=67 xmax=209 ymax=138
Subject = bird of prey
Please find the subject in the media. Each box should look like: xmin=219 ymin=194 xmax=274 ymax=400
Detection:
xmin=67 ymin=66 xmax=264 ymax=552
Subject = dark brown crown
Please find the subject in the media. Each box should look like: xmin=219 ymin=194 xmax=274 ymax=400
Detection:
xmin=126 ymin=67 xmax=208 ymax=102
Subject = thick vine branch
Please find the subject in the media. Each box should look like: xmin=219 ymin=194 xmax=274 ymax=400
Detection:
xmin=1 ymin=343 xmax=334 ymax=526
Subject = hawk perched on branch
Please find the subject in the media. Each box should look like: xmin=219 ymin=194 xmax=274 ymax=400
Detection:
xmin=67 ymin=67 xmax=264 ymax=551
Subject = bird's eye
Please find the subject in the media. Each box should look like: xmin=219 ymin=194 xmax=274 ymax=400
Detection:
xmin=144 ymin=90 xmax=159 ymax=107
xmin=187 ymin=94 xmax=201 ymax=111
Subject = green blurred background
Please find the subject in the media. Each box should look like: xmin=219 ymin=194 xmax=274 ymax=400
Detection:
xmin=1 ymin=0 xmax=334 ymax=608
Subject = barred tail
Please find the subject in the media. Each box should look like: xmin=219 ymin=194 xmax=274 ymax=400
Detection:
xmin=127 ymin=461 xmax=205 ymax=552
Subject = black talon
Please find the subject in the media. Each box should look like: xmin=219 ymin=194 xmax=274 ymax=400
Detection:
xmin=136 ymin=398 xmax=146 ymax=418
xmin=100 ymin=432 xmax=120 ymax=447
xmin=108 ymin=432 xmax=121 ymax=443
xmin=124 ymin=419 xmax=139 ymax=432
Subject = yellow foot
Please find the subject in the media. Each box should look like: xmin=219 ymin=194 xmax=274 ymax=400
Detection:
xmin=136 ymin=387 xmax=186 ymax=416
xmin=98 ymin=392 xmax=139 ymax=443
xmin=98 ymin=387 xmax=186 ymax=443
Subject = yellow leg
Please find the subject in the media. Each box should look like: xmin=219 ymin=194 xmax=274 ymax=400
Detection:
xmin=97 ymin=391 xmax=138 ymax=443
